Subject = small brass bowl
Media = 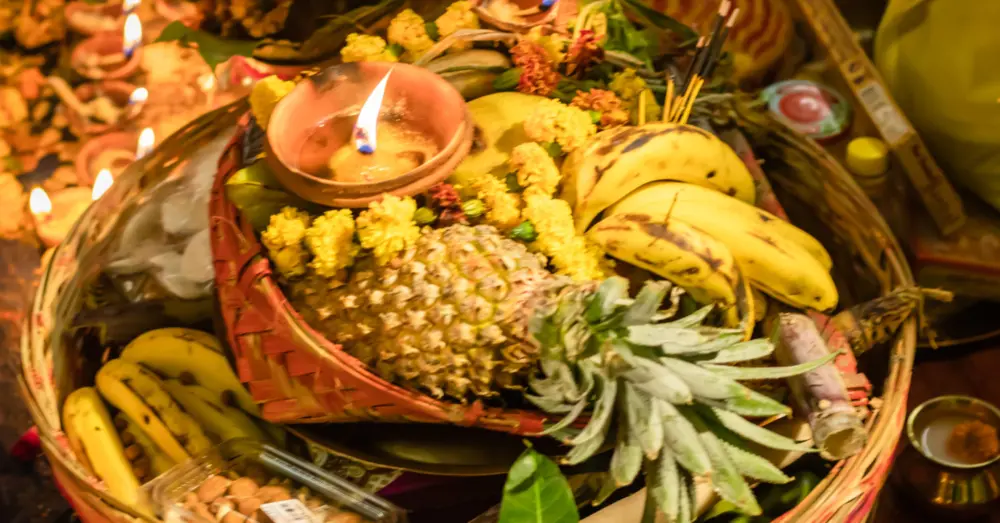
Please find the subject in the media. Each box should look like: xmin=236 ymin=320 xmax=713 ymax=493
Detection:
xmin=265 ymin=61 xmax=473 ymax=208
xmin=907 ymin=395 xmax=1000 ymax=469
xmin=891 ymin=395 xmax=1000 ymax=518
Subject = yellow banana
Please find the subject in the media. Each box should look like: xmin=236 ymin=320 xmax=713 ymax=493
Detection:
xmin=587 ymin=212 xmax=741 ymax=326
xmin=750 ymin=287 xmax=769 ymax=323
xmin=566 ymin=123 xmax=756 ymax=233
xmin=608 ymin=185 xmax=838 ymax=311
xmin=62 ymin=388 xmax=147 ymax=514
xmin=605 ymin=182 xmax=833 ymax=270
xmin=119 ymin=328 xmax=259 ymax=416
xmin=161 ymin=379 xmax=269 ymax=444
xmin=96 ymin=359 xmax=213 ymax=463
xmin=115 ymin=413 xmax=176 ymax=478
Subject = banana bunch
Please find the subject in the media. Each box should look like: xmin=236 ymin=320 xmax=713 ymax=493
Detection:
xmin=61 ymin=328 xmax=273 ymax=512
xmin=566 ymin=124 xmax=838 ymax=314
xmin=119 ymin=328 xmax=259 ymax=415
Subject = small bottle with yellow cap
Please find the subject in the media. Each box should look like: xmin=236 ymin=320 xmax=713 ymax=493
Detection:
xmin=845 ymin=136 xmax=890 ymax=199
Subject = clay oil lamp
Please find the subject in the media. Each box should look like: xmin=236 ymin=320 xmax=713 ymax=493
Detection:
xmin=65 ymin=0 xmax=123 ymax=36
xmin=265 ymin=61 xmax=473 ymax=208
xmin=474 ymin=0 xmax=560 ymax=32
xmin=71 ymin=15 xmax=143 ymax=81
xmin=65 ymin=81 xmax=144 ymax=136
xmin=75 ymin=131 xmax=139 ymax=185
xmin=154 ymin=0 xmax=201 ymax=26
xmin=29 ymin=172 xmax=111 ymax=247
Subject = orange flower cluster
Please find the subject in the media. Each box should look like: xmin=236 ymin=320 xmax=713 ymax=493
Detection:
xmin=511 ymin=39 xmax=560 ymax=96
xmin=565 ymin=30 xmax=603 ymax=78
xmin=571 ymin=88 xmax=630 ymax=128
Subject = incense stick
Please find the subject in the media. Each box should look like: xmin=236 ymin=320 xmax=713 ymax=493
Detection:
xmin=704 ymin=8 xmax=740 ymax=79
xmin=662 ymin=77 xmax=675 ymax=122
xmin=680 ymin=36 xmax=707 ymax=93
xmin=679 ymin=77 xmax=704 ymax=124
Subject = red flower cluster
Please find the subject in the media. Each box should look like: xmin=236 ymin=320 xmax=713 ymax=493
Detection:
xmin=571 ymin=88 xmax=630 ymax=128
xmin=565 ymin=30 xmax=603 ymax=78
xmin=427 ymin=183 xmax=468 ymax=226
xmin=511 ymin=39 xmax=560 ymax=96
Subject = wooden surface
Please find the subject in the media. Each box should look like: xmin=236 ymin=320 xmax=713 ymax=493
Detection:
xmin=871 ymin=341 xmax=1000 ymax=523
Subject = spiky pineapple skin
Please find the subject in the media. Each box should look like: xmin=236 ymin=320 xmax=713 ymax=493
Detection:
xmin=292 ymin=225 xmax=577 ymax=400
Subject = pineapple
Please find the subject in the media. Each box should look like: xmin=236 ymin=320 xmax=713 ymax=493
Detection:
xmin=289 ymin=223 xmax=834 ymax=519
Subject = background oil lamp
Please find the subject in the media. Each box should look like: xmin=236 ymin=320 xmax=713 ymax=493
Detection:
xmin=265 ymin=61 xmax=473 ymax=208
xmin=30 ymin=170 xmax=112 ymax=247
xmin=71 ymin=14 xmax=143 ymax=80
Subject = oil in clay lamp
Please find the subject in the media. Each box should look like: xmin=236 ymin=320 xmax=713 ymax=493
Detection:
xmin=65 ymin=0 xmax=123 ymax=35
xmin=71 ymin=14 xmax=143 ymax=80
xmin=30 ymin=171 xmax=111 ymax=247
xmin=266 ymin=61 xmax=473 ymax=207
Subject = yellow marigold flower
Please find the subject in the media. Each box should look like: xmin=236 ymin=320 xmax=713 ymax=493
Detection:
xmin=357 ymin=195 xmax=421 ymax=265
xmin=436 ymin=1 xmax=479 ymax=51
xmin=341 ymin=33 xmax=399 ymax=63
xmin=388 ymin=9 xmax=435 ymax=60
xmin=468 ymin=172 xmax=522 ymax=230
xmin=262 ymin=207 xmax=310 ymax=251
xmin=525 ymin=26 xmax=567 ymax=64
xmin=250 ymin=75 xmax=296 ymax=129
xmin=524 ymin=99 xmax=596 ymax=153
xmin=262 ymin=207 xmax=311 ymax=278
xmin=610 ymin=69 xmax=661 ymax=124
xmin=510 ymin=142 xmax=560 ymax=197
xmin=271 ymin=246 xmax=309 ymax=278
xmin=522 ymin=193 xmax=606 ymax=281
xmin=306 ymin=209 xmax=359 ymax=279
xmin=609 ymin=68 xmax=647 ymax=102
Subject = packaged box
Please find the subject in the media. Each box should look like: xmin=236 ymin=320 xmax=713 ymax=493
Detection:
xmin=785 ymin=0 xmax=966 ymax=235
xmin=148 ymin=438 xmax=406 ymax=523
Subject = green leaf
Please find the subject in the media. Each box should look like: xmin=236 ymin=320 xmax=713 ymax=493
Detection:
xmin=706 ymin=408 xmax=815 ymax=453
xmin=387 ymin=43 xmax=405 ymax=58
xmin=622 ymin=281 xmax=670 ymax=325
xmin=585 ymin=277 xmax=629 ymax=324
xmin=155 ymin=22 xmax=260 ymax=72
xmin=702 ymin=351 xmax=838 ymax=381
xmin=425 ymin=21 xmax=441 ymax=41
xmin=687 ymin=409 xmax=762 ymax=515
xmin=610 ymin=406 xmax=642 ymax=487
xmin=493 ymin=68 xmax=523 ymax=91
xmin=699 ymin=339 xmax=774 ymax=364
xmin=543 ymin=141 xmax=564 ymax=158
xmin=619 ymin=0 xmax=699 ymax=42
xmin=224 ymin=161 xmax=324 ymax=232
xmin=499 ymin=448 xmax=580 ymax=523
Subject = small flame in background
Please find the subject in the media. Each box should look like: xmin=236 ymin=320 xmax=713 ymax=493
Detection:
xmin=354 ymin=68 xmax=394 ymax=154
xmin=123 ymin=14 xmax=142 ymax=57
xmin=92 ymin=169 xmax=114 ymax=200
xmin=137 ymin=127 xmax=155 ymax=158
xmin=29 ymin=188 xmax=52 ymax=215
xmin=129 ymin=87 xmax=148 ymax=105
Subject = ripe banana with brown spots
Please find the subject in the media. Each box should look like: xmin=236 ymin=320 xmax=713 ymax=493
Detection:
xmin=565 ymin=123 xmax=756 ymax=233
xmin=119 ymin=328 xmax=258 ymax=416
xmin=96 ymin=359 xmax=213 ymax=464
xmin=607 ymin=183 xmax=838 ymax=311
xmin=587 ymin=212 xmax=742 ymax=327
xmin=62 ymin=387 xmax=149 ymax=515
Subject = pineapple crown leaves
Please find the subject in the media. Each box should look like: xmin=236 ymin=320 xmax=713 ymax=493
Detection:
xmin=525 ymin=277 xmax=832 ymax=518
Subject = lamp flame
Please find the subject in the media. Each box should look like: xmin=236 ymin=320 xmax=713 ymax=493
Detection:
xmin=29 ymin=188 xmax=52 ymax=216
xmin=92 ymin=170 xmax=113 ymax=200
xmin=354 ymin=68 xmax=394 ymax=155
xmin=123 ymin=14 xmax=142 ymax=58
xmin=123 ymin=0 xmax=141 ymax=14
xmin=129 ymin=87 xmax=148 ymax=105
xmin=137 ymin=127 xmax=155 ymax=159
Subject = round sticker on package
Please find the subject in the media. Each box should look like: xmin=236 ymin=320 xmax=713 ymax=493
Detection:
xmin=761 ymin=80 xmax=852 ymax=142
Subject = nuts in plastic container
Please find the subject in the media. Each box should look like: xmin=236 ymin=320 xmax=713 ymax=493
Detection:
xmin=148 ymin=438 xmax=405 ymax=523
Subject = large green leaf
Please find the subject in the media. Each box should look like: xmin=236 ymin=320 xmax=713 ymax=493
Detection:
xmin=499 ymin=448 xmax=580 ymax=523
xmin=155 ymin=22 xmax=260 ymax=72
xmin=619 ymin=0 xmax=699 ymax=43
xmin=224 ymin=161 xmax=324 ymax=231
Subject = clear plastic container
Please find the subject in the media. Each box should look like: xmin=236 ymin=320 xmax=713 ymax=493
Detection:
xmin=147 ymin=438 xmax=406 ymax=523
